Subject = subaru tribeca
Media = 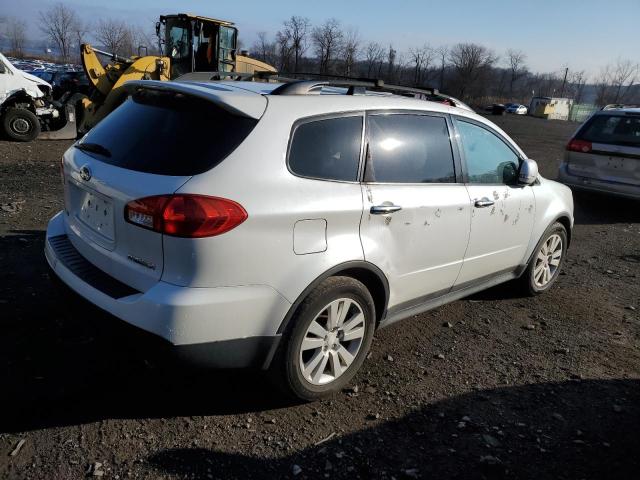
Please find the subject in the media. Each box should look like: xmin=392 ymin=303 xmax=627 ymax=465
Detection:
xmin=46 ymin=79 xmax=574 ymax=400
xmin=559 ymin=107 xmax=640 ymax=199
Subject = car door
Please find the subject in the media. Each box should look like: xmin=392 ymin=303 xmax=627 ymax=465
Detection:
xmin=359 ymin=111 xmax=472 ymax=311
xmin=452 ymin=117 xmax=535 ymax=286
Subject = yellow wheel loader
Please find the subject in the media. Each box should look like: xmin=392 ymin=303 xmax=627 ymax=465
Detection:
xmin=47 ymin=13 xmax=276 ymax=139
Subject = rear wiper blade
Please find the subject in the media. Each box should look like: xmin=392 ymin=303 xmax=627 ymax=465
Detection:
xmin=75 ymin=142 xmax=112 ymax=158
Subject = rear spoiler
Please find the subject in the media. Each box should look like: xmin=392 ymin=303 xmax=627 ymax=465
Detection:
xmin=122 ymin=80 xmax=267 ymax=120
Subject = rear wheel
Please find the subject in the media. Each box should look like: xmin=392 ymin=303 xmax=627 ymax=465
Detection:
xmin=2 ymin=107 xmax=41 ymax=142
xmin=521 ymin=222 xmax=567 ymax=295
xmin=273 ymin=276 xmax=376 ymax=401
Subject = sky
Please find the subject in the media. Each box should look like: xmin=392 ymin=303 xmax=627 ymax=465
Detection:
xmin=2 ymin=0 xmax=639 ymax=78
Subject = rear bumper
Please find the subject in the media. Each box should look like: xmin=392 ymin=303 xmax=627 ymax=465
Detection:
xmin=558 ymin=163 xmax=640 ymax=200
xmin=45 ymin=211 xmax=290 ymax=368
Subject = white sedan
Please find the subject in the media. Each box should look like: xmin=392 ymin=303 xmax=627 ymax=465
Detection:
xmin=507 ymin=104 xmax=528 ymax=115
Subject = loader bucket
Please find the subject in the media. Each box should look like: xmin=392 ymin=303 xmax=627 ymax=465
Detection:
xmin=38 ymin=103 xmax=78 ymax=141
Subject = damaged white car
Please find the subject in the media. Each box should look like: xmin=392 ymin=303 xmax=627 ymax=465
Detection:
xmin=0 ymin=53 xmax=78 ymax=141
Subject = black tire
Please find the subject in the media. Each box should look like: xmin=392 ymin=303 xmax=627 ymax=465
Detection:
xmin=520 ymin=222 xmax=568 ymax=296
xmin=271 ymin=276 xmax=376 ymax=401
xmin=2 ymin=107 xmax=41 ymax=142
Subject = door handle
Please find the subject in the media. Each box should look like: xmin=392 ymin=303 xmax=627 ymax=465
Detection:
xmin=474 ymin=198 xmax=495 ymax=208
xmin=370 ymin=204 xmax=402 ymax=214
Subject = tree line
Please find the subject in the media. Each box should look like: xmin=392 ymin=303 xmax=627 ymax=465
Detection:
xmin=2 ymin=3 xmax=157 ymax=65
xmin=251 ymin=16 xmax=639 ymax=106
xmin=3 ymin=3 xmax=639 ymax=106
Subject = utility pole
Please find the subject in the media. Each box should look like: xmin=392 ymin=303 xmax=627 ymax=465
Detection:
xmin=559 ymin=67 xmax=568 ymax=98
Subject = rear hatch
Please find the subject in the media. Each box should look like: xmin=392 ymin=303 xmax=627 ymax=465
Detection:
xmin=567 ymin=112 xmax=640 ymax=186
xmin=62 ymin=83 xmax=263 ymax=292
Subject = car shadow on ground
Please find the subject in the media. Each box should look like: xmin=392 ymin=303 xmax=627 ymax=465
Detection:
xmin=0 ymin=230 xmax=296 ymax=433
xmin=572 ymin=190 xmax=640 ymax=225
xmin=0 ymin=229 xmax=555 ymax=433
xmin=145 ymin=379 xmax=640 ymax=479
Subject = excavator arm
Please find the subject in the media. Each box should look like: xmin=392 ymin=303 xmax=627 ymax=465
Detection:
xmin=78 ymin=44 xmax=170 ymax=132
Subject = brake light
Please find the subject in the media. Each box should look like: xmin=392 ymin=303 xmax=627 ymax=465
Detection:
xmin=124 ymin=195 xmax=247 ymax=238
xmin=566 ymin=139 xmax=592 ymax=153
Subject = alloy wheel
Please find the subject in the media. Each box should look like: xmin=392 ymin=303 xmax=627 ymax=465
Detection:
xmin=533 ymin=233 xmax=563 ymax=287
xmin=299 ymin=298 xmax=366 ymax=386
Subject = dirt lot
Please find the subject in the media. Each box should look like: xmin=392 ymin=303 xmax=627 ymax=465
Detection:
xmin=1 ymin=114 xmax=639 ymax=480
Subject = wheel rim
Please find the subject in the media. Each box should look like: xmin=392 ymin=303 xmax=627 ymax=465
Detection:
xmin=533 ymin=233 xmax=563 ymax=288
xmin=11 ymin=118 xmax=31 ymax=135
xmin=299 ymin=298 xmax=366 ymax=386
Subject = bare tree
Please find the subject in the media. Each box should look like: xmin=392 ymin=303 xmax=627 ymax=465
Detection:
xmin=283 ymin=16 xmax=310 ymax=71
xmin=6 ymin=18 xmax=28 ymax=57
xmin=365 ymin=42 xmax=384 ymax=77
xmin=275 ymin=28 xmax=293 ymax=71
xmin=71 ymin=18 xmax=88 ymax=61
xmin=311 ymin=18 xmax=343 ymax=74
xmin=435 ymin=45 xmax=448 ymax=90
xmin=95 ymin=18 xmax=130 ymax=56
xmin=448 ymin=43 xmax=498 ymax=99
xmin=506 ymin=49 xmax=526 ymax=96
xmin=38 ymin=2 xmax=78 ymax=62
xmin=409 ymin=44 xmax=434 ymax=86
xmin=568 ymin=70 xmax=587 ymax=103
xmin=386 ymin=44 xmax=396 ymax=81
xmin=341 ymin=28 xmax=360 ymax=76
xmin=610 ymin=58 xmax=638 ymax=103
xmin=251 ymin=31 xmax=276 ymax=65
xmin=594 ymin=67 xmax=612 ymax=106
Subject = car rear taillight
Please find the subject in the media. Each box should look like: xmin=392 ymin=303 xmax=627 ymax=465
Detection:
xmin=566 ymin=139 xmax=592 ymax=153
xmin=124 ymin=195 xmax=247 ymax=238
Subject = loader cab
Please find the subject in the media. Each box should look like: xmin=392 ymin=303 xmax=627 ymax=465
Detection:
xmin=159 ymin=14 xmax=238 ymax=79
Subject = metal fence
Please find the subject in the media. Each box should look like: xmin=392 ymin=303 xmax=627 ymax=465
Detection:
xmin=569 ymin=103 xmax=598 ymax=123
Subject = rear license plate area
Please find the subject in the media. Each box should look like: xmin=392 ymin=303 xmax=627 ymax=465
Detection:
xmin=71 ymin=184 xmax=115 ymax=240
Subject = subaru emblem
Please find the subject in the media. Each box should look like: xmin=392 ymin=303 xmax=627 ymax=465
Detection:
xmin=80 ymin=165 xmax=92 ymax=181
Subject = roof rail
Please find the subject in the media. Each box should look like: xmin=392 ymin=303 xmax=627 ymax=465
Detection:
xmin=602 ymin=103 xmax=640 ymax=111
xmin=270 ymin=73 xmax=440 ymax=97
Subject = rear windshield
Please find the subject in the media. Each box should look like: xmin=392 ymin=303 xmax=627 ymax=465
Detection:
xmin=78 ymin=90 xmax=258 ymax=175
xmin=578 ymin=114 xmax=640 ymax=147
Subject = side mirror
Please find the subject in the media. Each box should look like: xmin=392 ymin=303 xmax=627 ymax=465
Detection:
xmin=518 ymin=158 xmax=539 ymax=185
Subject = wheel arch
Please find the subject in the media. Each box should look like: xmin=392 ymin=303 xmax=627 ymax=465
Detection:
xmin=521 ymin=213 xmax=572 ymax=274
xmin=554 ymin=214 xmax=572 ymax=247
xmin=0 ymin=90 xmax=37 ymax=114
xmin=276 ymin=261 xmax=390 ymax=336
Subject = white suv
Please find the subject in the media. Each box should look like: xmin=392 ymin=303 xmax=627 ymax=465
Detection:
xmin=45 ymin=78 xmax=574 ymax=400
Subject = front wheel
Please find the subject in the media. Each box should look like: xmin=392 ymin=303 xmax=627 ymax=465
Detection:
xmin=521 ymin=222 xmax=568 ymax=295
xmin=2 ymin=107 xmax=41 ymax=142
xmin=273 ymin=276 xmax=376 ymax=401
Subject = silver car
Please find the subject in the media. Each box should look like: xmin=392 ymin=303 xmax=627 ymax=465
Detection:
xmin=45 ymin=79 xmax=574 ymax=400
xmin=559 ymin=107 xmax=640 ymax=199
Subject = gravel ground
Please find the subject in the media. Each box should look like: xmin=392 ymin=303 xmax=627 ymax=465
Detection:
xmin=0 ymin=114 xmax=639 ymax=480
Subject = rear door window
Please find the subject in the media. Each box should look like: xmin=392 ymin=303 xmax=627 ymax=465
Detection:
xmin=579 ymin=115 xmax=640 ymax=146
xmin=77 ymin=90 xmax=258 ymax=175
xmin=366 ymin=114 xmax=456 ymax=183
xmin=288 ymin=115 xmax=363 ymax=182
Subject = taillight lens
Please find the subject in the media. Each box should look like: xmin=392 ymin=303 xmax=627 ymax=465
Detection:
xmin=566 ymin=139 xmax=592 ymax=153
xmin=124 ymin=195 xmax=247 ymax=238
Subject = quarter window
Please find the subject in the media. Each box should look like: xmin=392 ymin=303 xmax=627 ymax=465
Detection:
xmin=455 ymin=120 xmax=519 ymax=184
xmin=366 ymin=114 xmax=456 ymax=183
xmin=288 ymin=116 xmax=363 ymax=182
